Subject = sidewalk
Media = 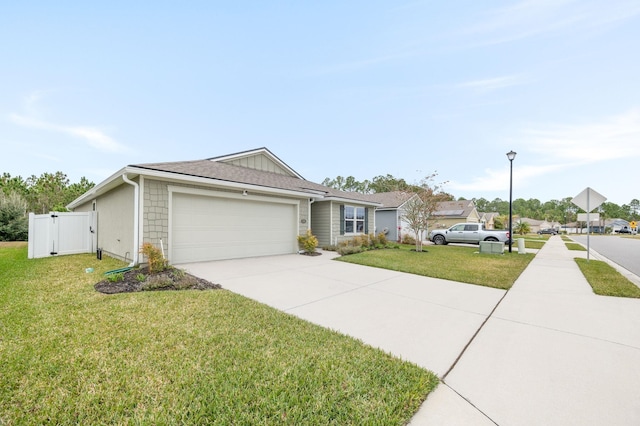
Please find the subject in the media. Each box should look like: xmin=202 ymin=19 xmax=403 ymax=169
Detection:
xmin=413 ymin=236 xmax=640 ymax=425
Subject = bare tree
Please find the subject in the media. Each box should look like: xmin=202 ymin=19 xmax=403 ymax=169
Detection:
xmin=401 ymin=173 xmax=447 ymax=252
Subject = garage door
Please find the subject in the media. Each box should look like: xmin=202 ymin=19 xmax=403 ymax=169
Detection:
xmin=171 ymin=192 xmax=298 ymax=263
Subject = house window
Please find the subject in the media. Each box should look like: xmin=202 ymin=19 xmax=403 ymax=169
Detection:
xmin=345 ymin=206 xmax=365 ymax=234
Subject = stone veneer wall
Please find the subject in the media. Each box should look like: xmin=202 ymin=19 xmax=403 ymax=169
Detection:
xmin=143 ymin=179 xmax=169 ymax=247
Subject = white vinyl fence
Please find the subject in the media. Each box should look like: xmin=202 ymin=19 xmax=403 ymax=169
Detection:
xmin=28 ymin=212 xmax=97 ymax=259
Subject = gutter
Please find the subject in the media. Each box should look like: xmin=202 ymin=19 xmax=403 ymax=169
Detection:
xmin=122 ymin=174 xmax=140 ymax=267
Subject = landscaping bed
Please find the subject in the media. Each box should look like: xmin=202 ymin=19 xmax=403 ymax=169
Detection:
xmin=95 ymin=266 xmax=222 ymax=294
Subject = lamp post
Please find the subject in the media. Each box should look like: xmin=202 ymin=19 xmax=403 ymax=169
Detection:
xmin=506 ymin=150 xmax=517 ymax=252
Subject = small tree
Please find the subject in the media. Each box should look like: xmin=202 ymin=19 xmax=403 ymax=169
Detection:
xmin=140 ymin=242 xmax=168 ymax=273
xmin=401 ymin=173 xmax=447 ymax=252
xmin=514 ymin=220 xmax=530 ymax=235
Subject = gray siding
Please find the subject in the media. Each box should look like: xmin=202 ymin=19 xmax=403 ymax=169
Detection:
xmin=311 ymin=201 xmax=331 ymax=246
xmin=375 ymin=210 xmax=399 ymax=242
xmin=329 ymin=202 xmax=376 ymax=246
xmin=96 ymin=183 xmax=135 ymax=262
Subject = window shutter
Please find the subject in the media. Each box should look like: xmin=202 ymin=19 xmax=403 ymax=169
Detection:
xmin=365 ymin=207 xmax=369 ymax=234
xmin=340 ymin=205 xmax=345 ymax=235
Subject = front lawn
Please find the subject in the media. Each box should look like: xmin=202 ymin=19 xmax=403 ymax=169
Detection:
xmin=337 ymin=244 xmax=534 ymax=289
xmin=0 ymin=244 xmax=437 ymax=424
xmin=575 ymin=258 xmax=640 ymax=298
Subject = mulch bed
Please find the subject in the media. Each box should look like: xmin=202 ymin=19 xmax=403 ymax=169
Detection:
xmin=95 ymin=267 xmax=222 ymax=294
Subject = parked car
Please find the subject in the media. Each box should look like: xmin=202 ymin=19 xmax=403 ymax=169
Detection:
xmin=537 ymin=228 xmax=558 ymax=235
xmin=615 ymin=227 xmax=632 ymax=234
xmin=429 ymin=223 xmax=510 ymax=245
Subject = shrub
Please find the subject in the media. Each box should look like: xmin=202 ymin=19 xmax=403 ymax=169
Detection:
xmin=136 ymin=273 xmax=146 ymax=282
xmin=107 ymin=272 xmax=124 ymax=282
xmin=142 ymin=275 xmax=174 ymax=291
xmin=337 ymin=245 xmax=364 ymax=256
xmin=321 ymin=245 xmax=338 ymax=251
xmin=0 ymin=191 xmax=28 ymax=241
xmin=401 ymin=234 xmax=416 ymax=245
xmin=140 ymin=242 xmax=168 ymax=273
xmin=297 ymin=230 xmax=319 ymax=254
xmin=376 ymin=232 xmax=388 ymax=246
xmin=170 ymin=267 xmax=186 ymax=280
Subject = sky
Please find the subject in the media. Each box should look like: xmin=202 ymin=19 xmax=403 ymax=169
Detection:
xmin=1 ymin=1 xmax=639 ymax=206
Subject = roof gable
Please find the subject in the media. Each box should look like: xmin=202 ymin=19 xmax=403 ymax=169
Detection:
xmin=365 ymin=191 xmax=416 ymax=209
xmin=209 ymin=148 xmax=303 ymax=179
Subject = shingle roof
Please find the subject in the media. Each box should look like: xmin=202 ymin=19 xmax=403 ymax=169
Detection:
xmin=363 ymin=191 xmax=415 ymax=209
xmin=131 ymin=158 xmax=379 ymax=204
xmin=433 ymin=200 xmax=476 ymax=217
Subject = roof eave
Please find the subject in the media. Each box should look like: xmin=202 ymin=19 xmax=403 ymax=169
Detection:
xmin=67 ymin=166 xmax=324 ymax=210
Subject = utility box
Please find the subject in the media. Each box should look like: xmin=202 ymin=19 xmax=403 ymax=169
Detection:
xmin=517 ymin=238 xmax=526 ymax=254
xmin=479 ymin=241 xmax=505 ymax=254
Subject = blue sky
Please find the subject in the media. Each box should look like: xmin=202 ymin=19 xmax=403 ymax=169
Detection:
xmin=1 ymin=1 xmax=639 ymax=206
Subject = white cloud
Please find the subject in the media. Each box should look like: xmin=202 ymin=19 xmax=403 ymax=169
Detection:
xmin=9 ymin=113 xmax=128 ymax=153
xmin=450 ymin=108 xmax=640 ymax=194
xmin=449 ymin=163 xmax=569 ymax=193
xmin=523 ymin=108 xmax=640 ymax=163
xmin=458 ymin=0 xmax=640 ymax=46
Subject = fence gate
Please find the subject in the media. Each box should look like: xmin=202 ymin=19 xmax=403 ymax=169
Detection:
xmin=28 ymin=212 xmax=97 ymax=259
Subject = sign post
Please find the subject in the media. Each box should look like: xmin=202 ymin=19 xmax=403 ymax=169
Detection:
xmin=572 ymin=187 xmax=607 ymax=261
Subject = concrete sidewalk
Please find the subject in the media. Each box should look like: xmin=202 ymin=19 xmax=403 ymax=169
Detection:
xmin=417 ymin=236 xmax=640 ymax=425
xmin=183 ymin=237 xmax=640 ymax=425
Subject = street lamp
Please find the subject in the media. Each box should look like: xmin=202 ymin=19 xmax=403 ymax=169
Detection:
xmin=506 ymin=150 xmax=517 ymax=252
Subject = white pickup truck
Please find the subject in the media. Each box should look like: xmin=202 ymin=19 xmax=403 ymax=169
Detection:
xmin=429 ymin=223 xmax=510 ymax=245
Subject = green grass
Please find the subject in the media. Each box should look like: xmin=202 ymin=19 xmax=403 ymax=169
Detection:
xmin=0 ymin=244 xmax=437 ymax=424
xmin=565 ymin=242 xmax=587 ymax=251
xmin=575 ymin=258 xmax=640 ymax=298
xmin=337 ymin=244 xmax=534 ymax=290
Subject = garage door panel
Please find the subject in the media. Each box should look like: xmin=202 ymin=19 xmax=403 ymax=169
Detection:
xmin=171 ymin=193 xmax=297 ymax=263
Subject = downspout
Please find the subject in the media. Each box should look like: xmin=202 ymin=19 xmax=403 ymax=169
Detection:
xmin=122 ymin=174 xmax=139 ymax=267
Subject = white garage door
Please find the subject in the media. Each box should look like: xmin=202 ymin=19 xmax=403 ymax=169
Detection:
xmin=171 ymin=192 xmax=298 ymax=263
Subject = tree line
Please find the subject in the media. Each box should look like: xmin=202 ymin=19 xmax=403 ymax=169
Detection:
xmin=0 ymin=172 xmax=95 ymax=241
xmin=323 ymin=174 xmax=640 ymax=223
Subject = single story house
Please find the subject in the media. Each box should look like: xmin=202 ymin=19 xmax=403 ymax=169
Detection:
xmin=364 ymin=191 xmax=416 ymax=242
xmin=479 ymin=212 xmax=500 ymax=230
xmin=431 ymin=200 xmax=480 ymax=229
xmin=364 ymin=194 xmax=480 ymax=241
xmin=67 ymin=148 xmax=380 ymax=265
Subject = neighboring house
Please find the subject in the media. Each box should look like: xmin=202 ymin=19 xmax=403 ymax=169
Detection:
xmin=67 ymin=148 xmax=380 ymax=264
xmin=480 ymin=212 xmax=500 ymax=229
xmin=366 ymin=195 xmax=480 ymax=241
xmin=364 ymin=191 xmax=416 ymax=242
xmin=431 ymin=200 xmax=480 ymax=229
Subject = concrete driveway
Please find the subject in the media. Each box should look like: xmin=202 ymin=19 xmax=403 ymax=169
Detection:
xmin=182 ymin=251 xmax=505 ymax=378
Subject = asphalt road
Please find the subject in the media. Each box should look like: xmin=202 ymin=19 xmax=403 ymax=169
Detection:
xmin=570 ymin=235 xmax=640 ymax=277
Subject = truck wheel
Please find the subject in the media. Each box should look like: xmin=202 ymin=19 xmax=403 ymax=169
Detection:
xmin=484 ymin=237 xmax=498 ymax=242
xmin=433 ymin=235 xmax=446 ymax=245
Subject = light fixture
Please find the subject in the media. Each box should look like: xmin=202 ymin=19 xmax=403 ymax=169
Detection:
xmin=242 ymin=190 xmax=248 ymax=196
xmin=506 ymin=150 xmax=517 ymax=252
